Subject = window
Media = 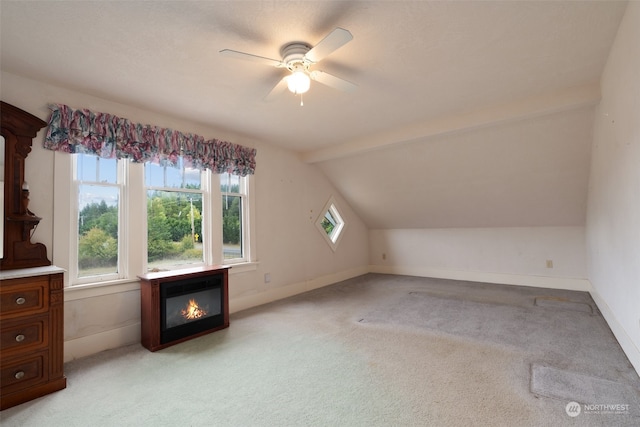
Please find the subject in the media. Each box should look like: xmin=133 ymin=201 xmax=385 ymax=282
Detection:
xmin=315 ymin=197 xmax=346 ymax=251
xmin=220 ymin=172 xmax=248 ymax=262
xmin=73 ymin=154 xmax=125 ymax=282
xmin=145 ymin=158 xmax=206 ymax=271
xmin=56 ymin=153 xmax=254 ymax=287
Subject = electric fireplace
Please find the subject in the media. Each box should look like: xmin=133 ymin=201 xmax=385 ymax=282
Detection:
xmin=139 ymin=266 xmax=229 ymax=351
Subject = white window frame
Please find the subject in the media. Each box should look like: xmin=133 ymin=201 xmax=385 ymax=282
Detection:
xmin=143 ymin=160 xmax=210 ymax=273
xmin=219 ymin=173 xmax=250 ymax=264
xmin=315 ymin=196 xmax=346 ymax=252
xmin=69 ymin=154 xmax=128 ymax=284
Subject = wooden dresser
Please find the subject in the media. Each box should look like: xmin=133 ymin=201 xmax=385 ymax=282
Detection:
xmin=0 ymin=266 xmax=66 ymax=410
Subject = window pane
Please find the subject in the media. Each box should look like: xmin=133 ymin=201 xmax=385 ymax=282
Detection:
xmin=321 ymin=211 xmax=337 ymax=237
xmin=77 ymin=184 xmax=119 ymax=277
xmin=145 ymin=158 xmax=201 ymax=189
xmin=145 ymin=162 xmax=165 ymax=187
xmin=222 ymin=195 xmax=242 ymax=259
xmin=220 ymin=173 xmax=240 ymax=193
xmin=147 ymin=190 xmax=203 ymax=269
xmin=77 ymin=155 xmax=117 ymax=184
xmin=98 ymin=158 xmax=118 ymax=183
xmin=77 ymin=154 xmax=96 ymax=181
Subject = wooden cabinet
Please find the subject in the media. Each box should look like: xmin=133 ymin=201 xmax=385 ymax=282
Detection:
xmin=0 ymin=267 xmax=66 ymax=410
xmin=1 ymin=102 xmax=62 ymax=410
xmin=1 ymin=101 xmax=51 ymax=271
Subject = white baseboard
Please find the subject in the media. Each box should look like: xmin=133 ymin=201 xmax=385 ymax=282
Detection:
xmin=229 ymin=266 xmax=369 ymax=314
xmin=588 ymin=283 xmax=640 ymax=376
xmin=64 ymin=323 xmax=140 ymax=363
xmin=368 ymin=265 xmax=590 ymax=291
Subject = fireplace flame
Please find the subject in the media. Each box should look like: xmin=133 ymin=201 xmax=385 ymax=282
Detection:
xmin=181 ymin=299 xmax=208 ymax=320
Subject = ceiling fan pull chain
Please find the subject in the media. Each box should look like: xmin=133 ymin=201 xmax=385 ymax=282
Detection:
xmin=300 ymin=93 xmax=304 ymax=107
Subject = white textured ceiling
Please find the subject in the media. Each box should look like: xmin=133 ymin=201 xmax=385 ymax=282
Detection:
xmin=0 ymin=1 xmax=626 ymax=153
xmin=0 ymin=1 xmax=628 ymax=229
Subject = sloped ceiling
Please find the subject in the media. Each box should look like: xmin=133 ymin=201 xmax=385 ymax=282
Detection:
xmin=318 ymin=107 xmax=594 ymax=229
xmin=0 ymin=1 xmax=628 ymax=229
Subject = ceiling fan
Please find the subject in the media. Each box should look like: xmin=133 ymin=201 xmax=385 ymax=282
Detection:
xmin=220 ymin=28 xmax=357 ymax=104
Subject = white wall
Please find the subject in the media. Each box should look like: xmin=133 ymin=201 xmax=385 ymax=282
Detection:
xmin=231 ymin=143 xmax=370 ymax=310
xmin=1 ymin=72 xmax=370 ymax=361
xmin=370 ymin=227 xmax=588 ymax=290
xmin=586 ymin=2 xmax=640 ymax=374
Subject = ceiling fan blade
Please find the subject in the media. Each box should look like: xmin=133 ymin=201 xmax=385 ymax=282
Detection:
xmin=264 ymin=76 xmax=289 ymax=101
xmin=219 ymin=49 xmax=284 ymax=68
xmin=310 ymin=70 xmax=357 ymax=92
xmin=304 ymin=28 xmax=353 ymax=63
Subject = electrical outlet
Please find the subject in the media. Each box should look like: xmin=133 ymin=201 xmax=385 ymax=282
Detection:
xmin=264 ymin=273 xmax=271 ymax=283
xmin=546 ymin=260 xmax=554 ymax=269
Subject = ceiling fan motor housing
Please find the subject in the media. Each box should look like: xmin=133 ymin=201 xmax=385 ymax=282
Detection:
xmin=281 ymin=43 xmax=313 ymax=71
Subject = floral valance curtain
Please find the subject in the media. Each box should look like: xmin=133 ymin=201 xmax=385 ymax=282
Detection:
xmin=44 ymin=104 xmax=256 ymax=176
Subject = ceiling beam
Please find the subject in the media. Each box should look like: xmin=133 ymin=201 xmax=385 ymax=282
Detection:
xmin=301 ymin=83 xmax=601 ymax=164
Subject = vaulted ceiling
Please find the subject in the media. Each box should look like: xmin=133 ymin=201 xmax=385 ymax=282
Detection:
xmin=1 ymin=1 xmax=628 ymax=229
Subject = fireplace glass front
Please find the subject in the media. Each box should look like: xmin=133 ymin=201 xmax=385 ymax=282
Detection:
xmin=160 ymin=274 xmax=224 ymax=344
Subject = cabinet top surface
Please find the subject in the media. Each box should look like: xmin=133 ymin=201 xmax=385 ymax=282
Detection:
xmin=0 ymin=265 xmax=65 ymax=281
xmin=138 ymin=265 xmax=230 ymax=282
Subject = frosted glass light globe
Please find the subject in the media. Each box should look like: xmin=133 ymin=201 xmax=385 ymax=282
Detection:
xmin=287 ymin=71 xmax=310 ymax=94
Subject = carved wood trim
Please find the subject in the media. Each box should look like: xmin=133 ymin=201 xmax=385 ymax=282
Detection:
xmin=1 ymin=101 xmax=50 ymax=270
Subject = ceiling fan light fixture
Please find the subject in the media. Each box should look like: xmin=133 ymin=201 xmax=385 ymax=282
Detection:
xmin=287 ymin=69 xmax=310 ymax=94
xmin=220 ymin=28 xmax=356 ymax=101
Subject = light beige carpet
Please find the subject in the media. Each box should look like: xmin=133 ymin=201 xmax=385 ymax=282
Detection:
xmin=2 ymin=274 xmax=639 ymax=426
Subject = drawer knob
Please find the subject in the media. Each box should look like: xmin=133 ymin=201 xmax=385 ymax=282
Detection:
xmin=15 ymin=371 xmax=25 ymax=380
xmin=15 ymin=334 xmax=26 ymax=342
xmin=15 ymin=297 xmax=26 ymax=305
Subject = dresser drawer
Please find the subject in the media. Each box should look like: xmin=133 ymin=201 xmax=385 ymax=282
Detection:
xmin=0 ymin=315 xmax=49 ymax=356
xmin=1 ymin=351 xmax=48 ymax=395
xmin=0 ymin=277 xmax=49 ymax=320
